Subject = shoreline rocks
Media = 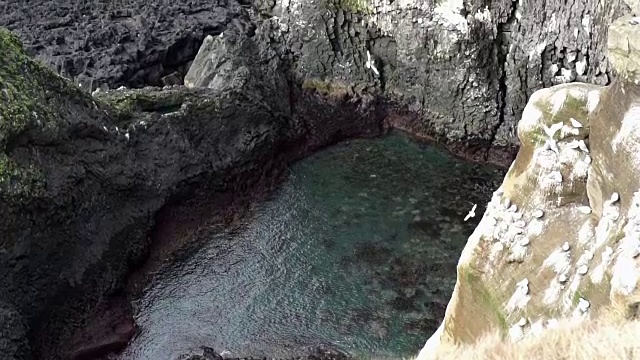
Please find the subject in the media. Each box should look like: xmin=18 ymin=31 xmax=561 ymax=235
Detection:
xmin=178 ymin=346 xmax=351 ymax=360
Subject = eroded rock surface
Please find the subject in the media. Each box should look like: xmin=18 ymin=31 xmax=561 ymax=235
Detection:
xmin=418 ymin=15 xmax=640 ymax=359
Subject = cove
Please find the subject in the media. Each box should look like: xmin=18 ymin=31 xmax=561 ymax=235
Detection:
xmin=119 ymin=133 xmax=504 ymax=360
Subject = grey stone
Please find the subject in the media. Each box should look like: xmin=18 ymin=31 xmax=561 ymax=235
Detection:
xmin=608 ymin=16 xmax=640 ymax=84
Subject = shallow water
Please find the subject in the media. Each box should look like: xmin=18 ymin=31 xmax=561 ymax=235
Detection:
xmin=120 ymin=133 xmax=504 ymax=360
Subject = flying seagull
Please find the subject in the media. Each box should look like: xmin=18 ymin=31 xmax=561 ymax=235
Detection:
xmin=365 ymin=50 xmax=379 ymax=76
xmin=464 ymin=204 xmax=478 ymax=221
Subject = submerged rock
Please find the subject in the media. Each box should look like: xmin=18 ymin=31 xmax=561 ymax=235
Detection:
xmin=177 ymin=346 xmax=351 ymax=360
xmin=418 ymin=15 xmax=640 ymax=359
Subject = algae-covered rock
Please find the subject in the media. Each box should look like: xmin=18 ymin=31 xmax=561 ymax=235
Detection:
xmin=417 ymin=15 xmax=640 ymax=359
xmin=0 ymin=28 xmax=95 ymax=201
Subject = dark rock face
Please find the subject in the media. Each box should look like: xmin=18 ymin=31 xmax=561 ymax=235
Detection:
xmin=258 ymin=0 xmax=630 ymax=157
xmin=0 ymin=29 xmax=386 ymax=359
xmin=0 ymin=0 xmax=248 ymax=89
xmin=0 ymin=302 xmax=30 ymax=360
xmin=0 ymin=0 xmax=632 ymax=162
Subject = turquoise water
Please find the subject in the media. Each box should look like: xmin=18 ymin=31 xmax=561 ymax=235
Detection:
xmin=120 ymin=133 xmax=504 ymax=360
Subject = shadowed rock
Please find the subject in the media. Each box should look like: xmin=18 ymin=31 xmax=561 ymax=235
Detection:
xmin=0 ymin=26 xmax=387 ymax=359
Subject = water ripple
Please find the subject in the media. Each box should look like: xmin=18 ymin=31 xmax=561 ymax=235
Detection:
xmin=119 ymin=134 xmax=504 ymax=360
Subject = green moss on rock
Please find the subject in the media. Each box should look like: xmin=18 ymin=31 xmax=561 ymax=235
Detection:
xmin=446 ymin=265 xmax=508 ymax=344
xmin=100 ymin=90 xmax=184 ymax=121
xmin=0 ymin=28 xmax=89 ymax=200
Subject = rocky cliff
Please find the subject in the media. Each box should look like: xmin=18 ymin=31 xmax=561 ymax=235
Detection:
xmin=417 ymin=12 xmax=640 ymax=359
xmin=2 ymin=0 xmax=640 ymax=358
xmin=0 ymin=25 xmax=387 ymax=359
xmin=0 ymin=0 xmax=633 ymax=165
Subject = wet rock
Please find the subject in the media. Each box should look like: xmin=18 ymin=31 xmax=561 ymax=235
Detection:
xmin=202 ymin=347 xmax=224 ymax=360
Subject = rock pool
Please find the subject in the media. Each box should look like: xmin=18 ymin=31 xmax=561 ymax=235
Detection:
xmin=119 ymin=133 xmax=504 ymax=360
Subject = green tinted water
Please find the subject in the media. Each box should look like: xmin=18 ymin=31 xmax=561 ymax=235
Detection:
xmin=121 ymin=133 xmax=504 ymax=360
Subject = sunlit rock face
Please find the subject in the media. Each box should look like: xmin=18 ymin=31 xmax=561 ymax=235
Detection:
xmin=417 ymin=15 xmax=640 ymax=360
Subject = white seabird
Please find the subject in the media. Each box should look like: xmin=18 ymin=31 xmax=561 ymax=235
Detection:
xmin=577 ymin=205 xmax=592 ymax=214
xmin=464 ymin=204 xmax=477 ymax=221
xmin=609 ymin=192 xmax=620 ymax=204
xmin=567 ymin=140 xmax=581 ymax=149
xmin=543 ymin=139 xmax=559 ymax=155
xmin=570 ymin=118 xmax=583 ymax=128
xmin=517 ymin=317 xmax=528 ymax=327
xmin=542 ymin=122 xmax=563 ymax=155
xmin=577 ymin=298 xmax=590 ymax=312
xmin=577 ymin=140 xmax=589 ymax=152
xmin=543 ymin=122 xmax=563 ymax=138
xmin=365 ymin=50 xmax=379 ymax=76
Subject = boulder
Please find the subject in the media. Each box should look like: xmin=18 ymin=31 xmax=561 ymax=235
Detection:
xmin=184 ymin=34 xmax=229 ymax=89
